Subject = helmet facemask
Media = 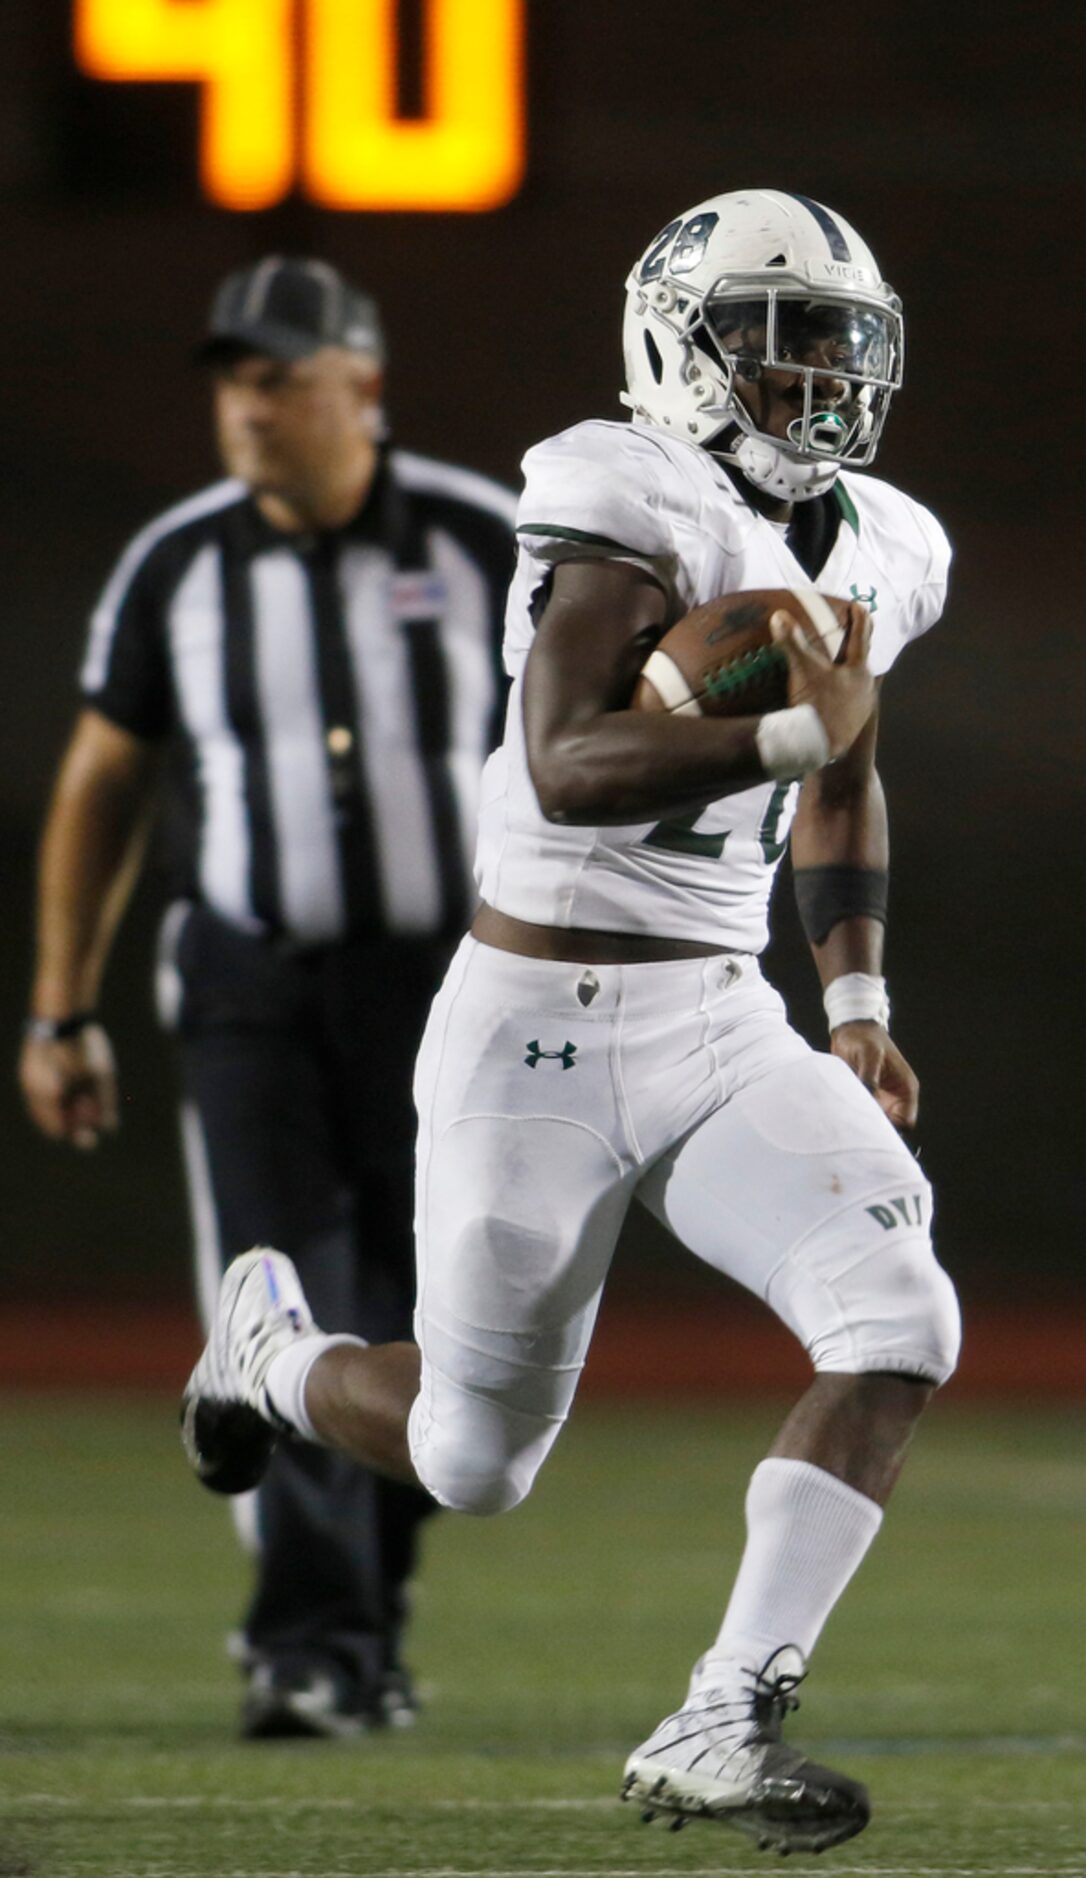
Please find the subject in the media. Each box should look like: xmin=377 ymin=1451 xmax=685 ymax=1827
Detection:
xmin=697 ymin=284 xmax=903 ymax=477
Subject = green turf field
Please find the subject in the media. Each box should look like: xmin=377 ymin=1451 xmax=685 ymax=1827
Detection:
xmin=0 ymin=1392 xmax=1083 ymax=1877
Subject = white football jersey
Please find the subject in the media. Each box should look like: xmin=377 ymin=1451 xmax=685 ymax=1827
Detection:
xmin=475 ymin=419 xmax=950 ymax=951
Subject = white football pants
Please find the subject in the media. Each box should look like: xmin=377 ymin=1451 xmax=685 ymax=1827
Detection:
xmin=407 ymin=938 xmax=960 ymax=1514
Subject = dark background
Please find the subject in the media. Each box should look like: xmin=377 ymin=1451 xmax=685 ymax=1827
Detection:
xmin=2 ymin=3 xmax=1083 ymax=1323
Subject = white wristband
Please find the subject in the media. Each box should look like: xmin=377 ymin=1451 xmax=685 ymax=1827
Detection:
xmin=755 ymin=703 xmax=830 ymax=780
xmin=823 ymin=973 xmax=891 ymax=1032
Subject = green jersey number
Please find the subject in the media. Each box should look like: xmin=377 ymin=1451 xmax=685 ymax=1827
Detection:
xmin=643 ymin=781 xmax=796 ymax=864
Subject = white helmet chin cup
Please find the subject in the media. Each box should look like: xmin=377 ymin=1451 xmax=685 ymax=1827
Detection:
xmin=621 ymin=188 xmax=903 ymax=482
xmin=733 ymin=434 xmax=842 ymax=502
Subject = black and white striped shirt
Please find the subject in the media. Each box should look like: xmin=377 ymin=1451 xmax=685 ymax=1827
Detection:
xmin=81 ymin=449 xmax=517 ymax=945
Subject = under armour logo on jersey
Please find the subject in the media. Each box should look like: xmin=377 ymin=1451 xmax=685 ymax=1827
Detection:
xmin=850 ymin=583 xmax=879 ymax=613
xmin=524 ymin=1039 xmax=577 ymax=1070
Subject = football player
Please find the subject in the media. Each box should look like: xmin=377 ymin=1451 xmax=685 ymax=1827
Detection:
xmin=181 ymin=190 xmax=960 ymax=1855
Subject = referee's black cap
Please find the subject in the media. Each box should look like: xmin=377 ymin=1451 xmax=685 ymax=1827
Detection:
xmin=196 ymin=257 xmax=385 ymax=366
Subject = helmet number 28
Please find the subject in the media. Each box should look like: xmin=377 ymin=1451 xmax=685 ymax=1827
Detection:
xmin=639 ymin=212 xmax=720 ymax=284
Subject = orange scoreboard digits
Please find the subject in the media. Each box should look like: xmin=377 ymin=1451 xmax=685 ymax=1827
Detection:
xmin=74 ymin=0 xmax=295 ymax=211
xmin=72 ymin=0 xmax=526 ymax=212
xmin=305 ymin=0 xmax=524 ymax=211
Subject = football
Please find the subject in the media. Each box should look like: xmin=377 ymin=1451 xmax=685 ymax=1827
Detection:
xmin=631 ymin=588 xmax=860 ymax=719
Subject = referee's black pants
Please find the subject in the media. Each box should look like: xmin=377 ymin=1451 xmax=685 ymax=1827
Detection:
xmin=164 ymin=903 xmax=446 ymax=1704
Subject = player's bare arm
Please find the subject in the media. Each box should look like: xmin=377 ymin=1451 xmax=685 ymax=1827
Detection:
xmin=523 ymin=559 xmax=873 ymax=825
xmin=791 ymin=697 xmax=920 ymax=1129
xmin=19 ymin=707 xmax=160 ymax=1148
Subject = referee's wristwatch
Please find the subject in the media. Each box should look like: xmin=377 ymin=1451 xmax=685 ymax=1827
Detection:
xmin=23 ymin=1010 xmax=98 ymax=1043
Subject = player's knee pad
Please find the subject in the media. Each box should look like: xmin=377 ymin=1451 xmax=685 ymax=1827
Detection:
xmin=769 ymin=1180 xmax=961 ymax=1386
xmin=410 ymin=1173 xmax=606 ymax=1515
xmin=407 ymin=1374 xmax=562 ymax=1516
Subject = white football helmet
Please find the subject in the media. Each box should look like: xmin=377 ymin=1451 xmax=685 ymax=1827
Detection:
xmin=621 ymin=189 xmax=904 ymax=500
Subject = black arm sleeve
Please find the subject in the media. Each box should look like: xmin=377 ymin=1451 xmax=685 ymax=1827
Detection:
xmin=793 ymin=864 xmax=889 ymax=946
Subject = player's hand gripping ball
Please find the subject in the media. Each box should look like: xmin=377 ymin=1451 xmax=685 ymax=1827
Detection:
xmin=632 ymin=588 xmax=865 ymax=718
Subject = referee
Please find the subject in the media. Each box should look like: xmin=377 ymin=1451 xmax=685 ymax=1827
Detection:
xmin=19 ymin=257 xmax=516 ymax=1739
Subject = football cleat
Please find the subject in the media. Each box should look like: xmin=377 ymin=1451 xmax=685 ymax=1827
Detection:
xmin=180 ymin=1247 xmax=317 ymax=1495
xmin=378 ymin=1666 xmax=421 ymax=1731
xmin=239 ymin=1660 xmax=421 ymax=1740
xmin=241 ymin=1661 xmax=376 ymax=1742
xmin=621 ymin=1644 xmax=870 ymax=1855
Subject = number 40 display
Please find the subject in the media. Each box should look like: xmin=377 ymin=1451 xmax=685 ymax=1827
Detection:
xmin=74 ymin=0 xmax=525 ymax=212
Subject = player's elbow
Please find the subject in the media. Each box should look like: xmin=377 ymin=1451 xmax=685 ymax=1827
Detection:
xmin=529 ymin=736 xmax=624 ymax=825
xmin=530 ymin=762 xmax=568 ymax=822
xmin=529 ymin=749 xmax=593 ymax=824
xmin=535 ymin=781 xmax=616 ymax=826
xmin=536 ymin=783 xmax=585 ymax=825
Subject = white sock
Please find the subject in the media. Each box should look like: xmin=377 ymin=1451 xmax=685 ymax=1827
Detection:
xmin=694 ymin=1458 xmax=883 ymax=1686
xmin=264 ymin=1333 xmax=368 ymax=1442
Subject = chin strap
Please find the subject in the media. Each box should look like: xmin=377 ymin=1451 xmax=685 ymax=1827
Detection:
xmin=732 ymin=433 xmax=841 ymax=502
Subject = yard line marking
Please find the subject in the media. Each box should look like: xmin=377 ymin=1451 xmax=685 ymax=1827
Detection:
xmin=4 ymin=1791 xmax=1085 ymax=1814
xmin=0 ymin=1794 xmax=613 ymax=1813
xmin=8 ymin=1862 xmax=1078 ymax=1878
xmin=823 ymin=1732 xmax=1086 ymax=1757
